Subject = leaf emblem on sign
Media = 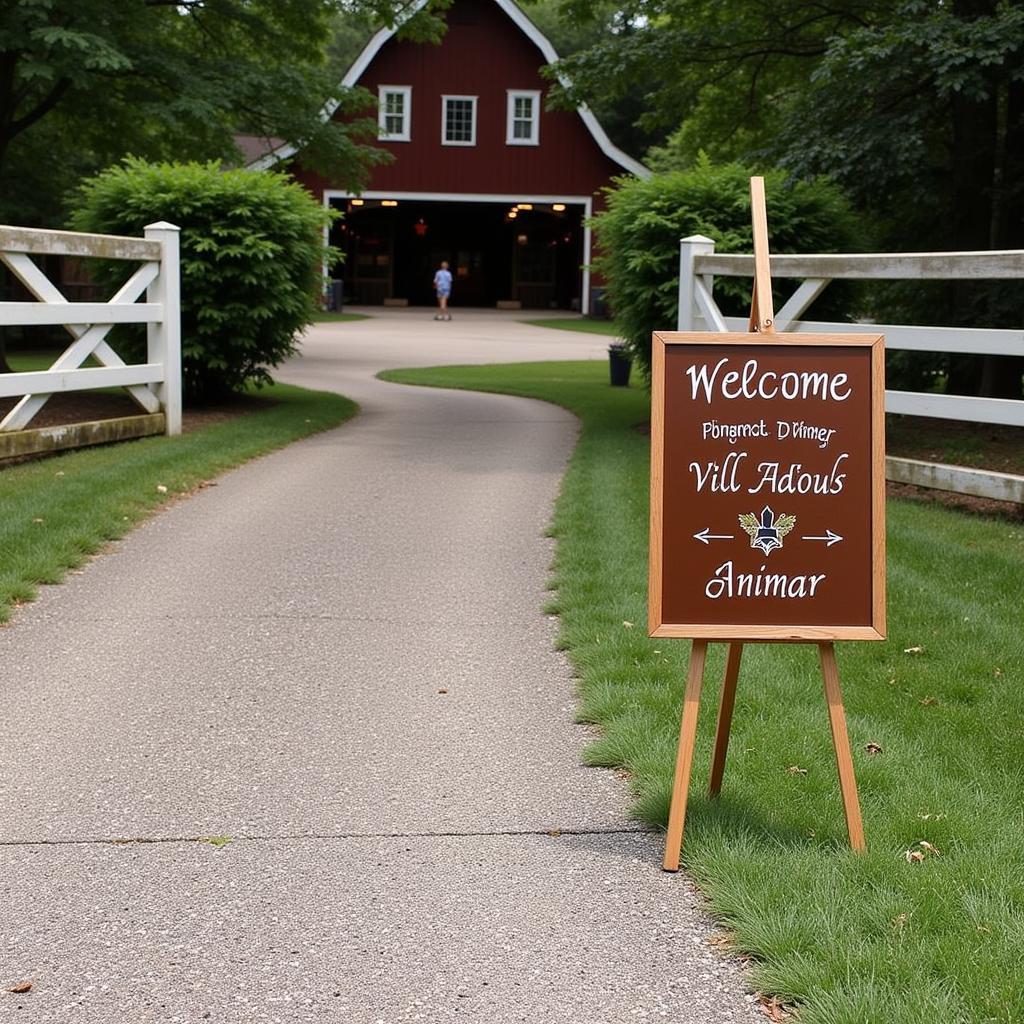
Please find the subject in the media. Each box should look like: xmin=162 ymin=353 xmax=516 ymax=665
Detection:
xmin=739 ymin=506 xmax=796 ymax=556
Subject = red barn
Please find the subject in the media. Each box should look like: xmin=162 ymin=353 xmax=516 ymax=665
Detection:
xmin=253 ymin=0 xmax=646 ymax=313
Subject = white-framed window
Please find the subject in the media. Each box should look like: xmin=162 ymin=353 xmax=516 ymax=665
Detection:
xmin=442 ymin=95 xmax=477 ymax=146
xmin=506 ymin=90 xmax=541 ymax=146
xmin=378 ymin=85 xmax=412 ymax=141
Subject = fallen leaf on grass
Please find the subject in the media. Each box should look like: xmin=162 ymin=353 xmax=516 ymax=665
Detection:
xmin=905 ymin=840 xmax=940 ymax=863
xmin=919 ymin=696 xmax=939 ymax=707
xmin=756 ymin=993 xmax=793 ymax=1021
xmin=994 ymin=667 xmax=1003 ymax=678
xmin=865 ymin=742 xmax=883 ymax=755
xmin=31 ymin=518 xmax=43 ymax=524
xmin=903 ymin=646 xmax=924 ymax=655
xmin=891 ymin=913 xmax=908 ymax=930
xmin=156 ymin=484 xmax=168 ymax=494
xmin=786 ymin=765 xmax=808 ymax=776
xmin=8 ymin=982 xmax=32 ymax=994
xmin=622 ymin=620 xmax=634 ymax=629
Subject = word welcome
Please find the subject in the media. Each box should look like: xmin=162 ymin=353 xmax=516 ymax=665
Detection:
xmin=687 ymin=358 xmax=852 ymax=404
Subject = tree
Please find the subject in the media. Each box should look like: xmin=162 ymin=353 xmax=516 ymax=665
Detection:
xmin=548 ymin=0 xmax=1024 ymax=397
xmin=524 ymin=0 xmax=664 ymax=157
xmin=546 ymin=0 xmax=877 ymax=156
xmin=777 ymin=0 xmax=1024 ymax=396
xmin=594 ymin=159 xmax=862 ymax=380
xmin=71 ymin=159 xmax=336 ymax=402
xmin=0 ymin=0 xmax=451 ymax=227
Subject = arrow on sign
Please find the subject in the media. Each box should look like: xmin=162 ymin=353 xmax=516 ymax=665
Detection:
xmin=693 ymin=528 xmax=735 ymax=545
xmin=801 ymin=529 xmax=843 ymax=547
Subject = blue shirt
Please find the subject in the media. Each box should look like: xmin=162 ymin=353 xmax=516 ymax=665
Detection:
xmin=434 ymin=268 xmax=452 ymax=293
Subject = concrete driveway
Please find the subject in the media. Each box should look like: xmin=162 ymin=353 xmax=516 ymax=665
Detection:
xmin=0 ymin=309 xmax=760 ymax=1022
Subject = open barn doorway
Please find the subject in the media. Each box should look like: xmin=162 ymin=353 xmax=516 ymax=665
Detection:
xmin=327 ymin=196 xmax=587 ymax=310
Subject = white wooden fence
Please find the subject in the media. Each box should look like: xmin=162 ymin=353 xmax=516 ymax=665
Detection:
xmin=677 ymin=236 xmax=1024 ymax=428
xmin=675 ymin=233 xmax=1019 ymax=503
xmin=0 ymin=222 xmax=181 ymax=438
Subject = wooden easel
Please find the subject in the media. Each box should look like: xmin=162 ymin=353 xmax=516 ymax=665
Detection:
xmin=662 ymin=178 xmax=866 ymax=873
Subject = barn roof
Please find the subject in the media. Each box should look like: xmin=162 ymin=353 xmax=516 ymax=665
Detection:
xmin=249 ymin=0 xmax=648 ymax=179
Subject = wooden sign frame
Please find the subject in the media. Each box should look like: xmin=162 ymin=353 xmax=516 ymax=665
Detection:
xmin=653 ymin=177 xmax=886 ymax=871
xmin=649 ymin=331 xmax=887 ymax=641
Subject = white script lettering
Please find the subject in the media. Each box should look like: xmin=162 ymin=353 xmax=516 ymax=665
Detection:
xmin=748 ymin=453 xmax=849 ymax=496
xmin=704 ymin=561 xmax=827 ymax=600
xmin=686 ymin=358 xmax=852 ymax=404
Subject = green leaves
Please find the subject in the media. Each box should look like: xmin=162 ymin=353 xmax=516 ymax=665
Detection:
xmin=593 ymin=160 xmax=861 ymax=380
xmin=0 ymin=0 xmax=407 ymax=224
xmin=71 ymin=158 xmax=335 ymax=402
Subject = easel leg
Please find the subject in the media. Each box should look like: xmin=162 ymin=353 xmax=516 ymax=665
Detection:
xmin=818 ymin=643 xmax=866 ymax=852
xmin=663 ymin=640 xmax=708 ymax=872
xmin=708 ymin=642 xmax=743 ymax=797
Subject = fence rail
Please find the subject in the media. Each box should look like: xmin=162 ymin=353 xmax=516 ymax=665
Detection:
xmin=677 ymin=236 xmax=1024 ymax=428
xmin=0 ymin=222 xmax=181 ymax=440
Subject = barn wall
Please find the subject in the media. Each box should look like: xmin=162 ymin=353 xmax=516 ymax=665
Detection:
xmin=297 ymin=0 xmax=624 ymax=200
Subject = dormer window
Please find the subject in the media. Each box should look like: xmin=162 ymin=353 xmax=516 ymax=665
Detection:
xmin=442 ymin=95 xmax=477 ymax=146
xmin=506 ymin=90 xmax=540 ymax=146
xmin=379 ymin=85 xmax=412 ymax=141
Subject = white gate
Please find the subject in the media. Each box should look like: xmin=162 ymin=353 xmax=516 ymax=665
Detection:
xmin=0 ymin=222 xmax=182 ymax=441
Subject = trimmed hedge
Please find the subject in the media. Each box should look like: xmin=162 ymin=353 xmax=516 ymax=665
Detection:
xmin=593 ymin=158 xmax=863 ymax=380
xmin=71 ymin=159 xmax=335 ymax=401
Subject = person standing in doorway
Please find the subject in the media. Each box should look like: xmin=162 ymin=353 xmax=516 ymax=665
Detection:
xmin=433 ymin=260 xmax=452 ymax=320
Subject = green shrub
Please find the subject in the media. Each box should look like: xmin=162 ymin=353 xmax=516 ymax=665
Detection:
xmin=593 ymin=157 xmax=863 ymax=380
xmin=70 ymin=158 xmax=335 ymax=402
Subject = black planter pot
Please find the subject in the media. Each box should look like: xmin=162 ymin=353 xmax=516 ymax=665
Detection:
xmin=609 ymin=347 xmax=632 ymax=387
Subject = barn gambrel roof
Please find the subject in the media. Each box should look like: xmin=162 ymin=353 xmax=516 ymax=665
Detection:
xmin=249 ymin=0 xmax=648 ymax=178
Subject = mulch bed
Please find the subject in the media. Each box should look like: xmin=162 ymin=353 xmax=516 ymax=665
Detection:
xmin=0 ymin=391 xmax=272 ymax=435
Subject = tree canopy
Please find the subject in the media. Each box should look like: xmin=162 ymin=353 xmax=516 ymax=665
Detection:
xmin=0 ymin=0 xmax=451 ymax=225
xmin=549 ymin=0 xmax=1024 ymax=256
xmin=547 ymin=0 xmax=1024 ymax=395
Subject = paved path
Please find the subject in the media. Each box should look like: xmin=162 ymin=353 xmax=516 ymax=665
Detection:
xmin=0 ymin=310 xmax=761 ymax=1023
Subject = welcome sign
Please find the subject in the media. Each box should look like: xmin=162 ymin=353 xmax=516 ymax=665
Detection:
xmin=649 ymin=332 xmax=886 ymax=642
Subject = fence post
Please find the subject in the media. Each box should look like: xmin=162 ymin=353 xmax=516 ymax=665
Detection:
xmin=144 ymin=221 xmax=182 ymax=436
xmin=678 ymin=235 xmax=716 ymax=331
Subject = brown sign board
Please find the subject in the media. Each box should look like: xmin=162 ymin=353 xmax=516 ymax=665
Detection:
xmin=649 ymin=332 xmax=886 ymax=642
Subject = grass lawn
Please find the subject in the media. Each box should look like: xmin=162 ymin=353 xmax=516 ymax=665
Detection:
xmin=520 ymin=317 xmax=622 ymax=337
xmin=7 ymin=351 xmax=102 ymax=372
xmin=311 ymin=311 xmax=371 ymax=323
xmin=0 ymin=382 xmax=356 ymax=623
xmin=380 ymin=361 xmax=1024 ymax=1024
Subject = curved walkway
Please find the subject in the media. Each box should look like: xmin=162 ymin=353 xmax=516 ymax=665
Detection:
xmin=0 ymin=309 xmax=760 ymax=1023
